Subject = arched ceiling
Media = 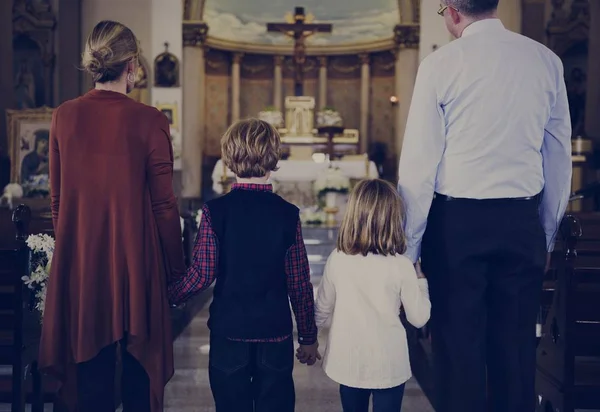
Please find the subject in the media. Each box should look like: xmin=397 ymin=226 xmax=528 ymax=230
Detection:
xmin=187 ymin=0 xmax=404 ymax=46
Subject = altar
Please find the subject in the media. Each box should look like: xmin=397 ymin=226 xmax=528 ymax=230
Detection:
xmin=211 ymin=158 xmax=378 ymax=208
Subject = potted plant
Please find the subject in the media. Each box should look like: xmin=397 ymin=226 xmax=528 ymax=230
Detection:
xmin=258 ymin=105 xmax=284 ymax=127
xmin=316 ymin=106 xmax=343 ymax=127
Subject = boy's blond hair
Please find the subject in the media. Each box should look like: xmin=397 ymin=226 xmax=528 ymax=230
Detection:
xmin=337 ymin=179 xmax=407 ymax=256
xmin=221 ymin=118 xmax=281 ymax=178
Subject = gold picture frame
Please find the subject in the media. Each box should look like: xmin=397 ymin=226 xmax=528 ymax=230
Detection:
xmin=6 ymin=106 xmax=54 ymax=197
xmin=155 ymin=102 xmax=178 ymax=130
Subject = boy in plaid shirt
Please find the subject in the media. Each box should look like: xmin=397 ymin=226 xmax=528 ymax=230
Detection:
xmin=169 ymin=118 xmax=319 ymax=412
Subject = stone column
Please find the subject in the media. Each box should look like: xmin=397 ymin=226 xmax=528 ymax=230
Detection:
xmin=393 ymin=25 xmax=420 ymax=159
xmin=231 ymin=52 xmax=243 ymax=122
xmin=181 ymin=22 xmax=208 ymax=199
xmin=57 ymin=0 xmax=82 ymax=104
xmin=273 ymin=55 xmax=283 ymax=111
xmin=585 ymin=0 xmax=600 ymax=141
xmin=359 ymin=53 xmax=370 ymax=154
xmin=0 ymin=0 xmax=13 ymax=153
xmin=318 ymin=56 xmax=328 ymax=109
xmin=496 ymin=0 xmax=522 ymax=33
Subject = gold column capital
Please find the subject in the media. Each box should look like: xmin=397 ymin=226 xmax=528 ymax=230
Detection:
xmin=232 ymin=52 xmax=244 ymax=64
xmin=393 ymin=24 xmax=420 ymax=49
xmin=182 ymin=21 xmax=209 ymax=48
xmin=358 ymin=53 xmax=370 ymax=65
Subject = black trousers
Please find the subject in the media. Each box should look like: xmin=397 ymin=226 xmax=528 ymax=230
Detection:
xmin=209 ymin=334 xmax=295 ymax=412
xmin=76 ymin=339 xmax=151 ymax=412
xmin=421 ymin=195 xmax=546 ymax=412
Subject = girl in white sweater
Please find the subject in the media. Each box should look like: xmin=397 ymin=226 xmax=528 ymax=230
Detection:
xmin=313 ymin=179 xmax=431 ymax=412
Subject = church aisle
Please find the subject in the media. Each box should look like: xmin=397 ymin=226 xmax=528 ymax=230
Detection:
xmin=163 ymin=291 xmax=435 ymax=412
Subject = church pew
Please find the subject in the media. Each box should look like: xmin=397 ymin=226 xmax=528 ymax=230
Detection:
xmin=0 ymin=205 xmax=202 ymax=410
xmin=0 ymin=205 xmax=59 ymax=412
xmin=536 ymin=214 xmax=600 ymax=412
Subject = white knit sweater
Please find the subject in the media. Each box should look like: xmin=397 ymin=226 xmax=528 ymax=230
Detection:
xmin=315 ymin=250 xmax=431 ymax=389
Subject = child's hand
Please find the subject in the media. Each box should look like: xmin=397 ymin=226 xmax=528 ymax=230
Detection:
xmin=296 ymin=342 xmax=321 ymax=366
xmin=415 ymin=261 xmax=426 ymax=279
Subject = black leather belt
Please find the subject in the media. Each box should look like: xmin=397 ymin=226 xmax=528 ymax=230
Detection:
xmin=434 ymin=193 xmax=540 ymax=202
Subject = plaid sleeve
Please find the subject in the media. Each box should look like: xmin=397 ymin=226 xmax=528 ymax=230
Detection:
xmin=168 ymin=204 xmax=218 ymax=305
xmin=286 ymin=217 xmax=317 ymax=345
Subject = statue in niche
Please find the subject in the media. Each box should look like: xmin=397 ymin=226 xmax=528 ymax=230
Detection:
xmin=15 ymin=59 xmax=36 ymax=109
xmin=566 ymin=67 xmax=586 ymax=137
xmin=13 ymin=35 xmax=46 ymax=109
xmin=154 ymin=42 xmax=179 ymax=87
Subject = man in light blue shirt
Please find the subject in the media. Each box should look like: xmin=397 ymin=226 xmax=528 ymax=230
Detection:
xmin=397 ymin=1 xmax=572 ymax=411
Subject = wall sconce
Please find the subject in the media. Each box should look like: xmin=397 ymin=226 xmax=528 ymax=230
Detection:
xmin=390 ymin=96 xmax=399 ymax=106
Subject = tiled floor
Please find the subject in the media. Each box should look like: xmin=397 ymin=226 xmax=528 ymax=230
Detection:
xmin=162 ymin=295 xmax=435 ymax=412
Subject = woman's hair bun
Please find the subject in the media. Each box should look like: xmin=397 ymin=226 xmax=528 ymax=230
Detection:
xmin=81 ymin=20 xmax=140 ymax=84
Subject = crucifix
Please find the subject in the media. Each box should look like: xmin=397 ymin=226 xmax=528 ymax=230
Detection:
xmin=267 ymin=7 xmax=332 ymax=96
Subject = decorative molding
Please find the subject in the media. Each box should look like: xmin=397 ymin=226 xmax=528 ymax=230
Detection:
xmin=182 ymin=21 xmax=209 ymax=47
xmin=393 ymin=24 xmax=419 ymax=49
xmin=241 ymin=54 xmax=274 ymax=79
xmin=371 ymin=51 xmax=396 ymax=77
xmin=232 ymin=52 xmax=244 ymax=64
xmin=358 ymin=53 xmax=370 ymax=65
xmin=328 ymin=55 xmax=361 ymax=79
xmin=546 ymin=0 xmax=589 ymax=56
xmin=205 ymin=36 xmax=396 ymax=56
xmin=318 ymin=56 xmax=328 ymax=68
xmin=205 ymin=49 xmax=229 ymax=76
xmin=183 ymin=0 xmax=205 ymax=21
xmin=412 ymin=0 xmax=420 ymax=23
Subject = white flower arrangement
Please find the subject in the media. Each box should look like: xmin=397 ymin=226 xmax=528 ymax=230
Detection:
xmin=316 ymin=108 xmax=343 ymax=127
xmin=313 ymin=167 xmax=351 ymax=197
xmin=23 ymin=174 xmax=50 ymax=197
xmin=1 ymin=183 xmax=24 ymax=209
xmin=300 ymin=207 xmax=327 ymax=225
xmin=21 ymin=233 xmax=55 ymax=319
xmin=258 ymin=108 xmax=284 ymax=128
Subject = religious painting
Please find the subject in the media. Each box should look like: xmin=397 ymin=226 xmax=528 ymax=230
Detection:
xmin=154 ymin=43 xmax=180 ymax=87
xmin=156 ymin=103 xmax=178 ymax=129
xmin=203 ymin=0 xmax=399 ymax=45
xmin=6 ymin=107 xmax=54 ymax=198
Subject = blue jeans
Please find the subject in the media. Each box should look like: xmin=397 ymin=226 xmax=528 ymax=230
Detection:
xmin=208 ymin=334 xmax=295 ymax=412
xmin=339 ymin=383 xmax=406 ymax=412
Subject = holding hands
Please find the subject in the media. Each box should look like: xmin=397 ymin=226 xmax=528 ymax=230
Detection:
xmin=296 ymin=342 xmax=321 ymax=366
xmin=415 ymin=260 xmax=426 ymax=279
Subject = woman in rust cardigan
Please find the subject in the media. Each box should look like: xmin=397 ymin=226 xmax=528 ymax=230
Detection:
xmin=38 ymin=20 xmax=186 ymax=412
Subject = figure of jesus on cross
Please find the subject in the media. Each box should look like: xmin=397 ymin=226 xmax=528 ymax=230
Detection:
xmin=267 ymin=7 xmax=332 ymax=96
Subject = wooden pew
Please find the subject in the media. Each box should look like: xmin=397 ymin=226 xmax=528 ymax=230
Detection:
xmin=0 ymin=205 xmax=200 ymax=410
xmin=0 ymin=205 xmax=50 ymax=412
xmin=536 ymin=214 xmax=600 ymax=412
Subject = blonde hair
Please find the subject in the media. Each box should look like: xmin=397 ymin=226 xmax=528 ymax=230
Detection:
xmin=221 ymin=118 xmax=281 ymax=178
xmin=337 ymin=179 xmax=407 ymax=256
xmin=81 ymin=20 xmax=140 ymax=83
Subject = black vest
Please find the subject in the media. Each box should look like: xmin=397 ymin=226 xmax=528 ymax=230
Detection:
xmin=206 ymin=188 xmax=299 ymax=339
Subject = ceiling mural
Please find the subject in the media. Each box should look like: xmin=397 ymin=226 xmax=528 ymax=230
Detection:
xmin=203 ymin=0 xmax=400 ymax=45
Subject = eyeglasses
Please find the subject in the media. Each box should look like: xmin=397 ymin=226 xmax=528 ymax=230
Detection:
xmin=437 ymin=3 xmax=458 ymax=15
